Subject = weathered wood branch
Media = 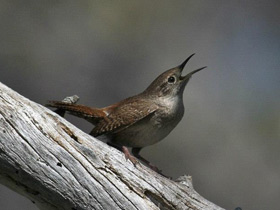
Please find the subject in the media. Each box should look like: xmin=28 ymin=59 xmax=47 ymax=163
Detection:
xmin=0 ymin=82 xmax=224 ymax=210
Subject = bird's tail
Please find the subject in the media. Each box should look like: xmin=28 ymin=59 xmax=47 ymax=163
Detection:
xmin=46 ymin=101 xmax=106 ymax=124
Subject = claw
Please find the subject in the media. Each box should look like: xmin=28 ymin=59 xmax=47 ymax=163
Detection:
xmin=122 ymin=146 xmax=139 ymax=166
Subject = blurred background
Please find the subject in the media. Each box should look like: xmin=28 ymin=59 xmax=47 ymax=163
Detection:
xmin=0 ymin=1 xmax=279 ymax=209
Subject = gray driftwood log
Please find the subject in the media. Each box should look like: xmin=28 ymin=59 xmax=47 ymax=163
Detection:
xmin=0 ymin=82 xmax=224 ymax=210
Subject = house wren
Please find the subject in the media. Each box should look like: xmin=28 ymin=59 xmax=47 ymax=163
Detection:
xmin=47 ymin=54 xmax=206 ymax=170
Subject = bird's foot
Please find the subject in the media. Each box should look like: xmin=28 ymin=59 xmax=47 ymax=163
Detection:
xmin=147 ymin=163 xmax=171 ymax=178
xmin=122 ymin=146 xmax=139 ymax=166
xmin=148 ymin=164 xmax=162 ymax=174
xmin=121 ymin=146 xmax=171 ymax=178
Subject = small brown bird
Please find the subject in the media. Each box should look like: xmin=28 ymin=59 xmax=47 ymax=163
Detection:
xmin=47 ymin=54 xmax=206 ymax=171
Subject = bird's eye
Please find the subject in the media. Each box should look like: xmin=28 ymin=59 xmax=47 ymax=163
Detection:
xmin=168 ymin=76 xmax=176 ymax=84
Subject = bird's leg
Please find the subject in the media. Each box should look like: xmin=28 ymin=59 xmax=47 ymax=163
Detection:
xmin=108 ymin=144 xmax=169 ymax=177
xmin=131 ymin=147 xmax=162 ymax=173
xmin=122 ymin=146 xmax=139 ymax=166
xmin=107 ymin=142 xmax=139 ymax=166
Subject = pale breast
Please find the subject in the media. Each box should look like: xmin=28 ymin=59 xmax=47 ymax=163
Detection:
xmin=111 ymin=96 xmax=185 ymax=148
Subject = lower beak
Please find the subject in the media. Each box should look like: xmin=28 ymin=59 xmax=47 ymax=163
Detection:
xmin=180 ymin=66 xmax=207 ymax=80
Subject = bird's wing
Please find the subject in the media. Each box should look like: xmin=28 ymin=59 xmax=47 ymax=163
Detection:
xmin=91 ymin=99 xmax=158 ymax=136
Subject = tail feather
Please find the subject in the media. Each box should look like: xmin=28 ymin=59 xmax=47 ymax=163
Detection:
xmin=46 ymin=101 xmax=105 ymax=124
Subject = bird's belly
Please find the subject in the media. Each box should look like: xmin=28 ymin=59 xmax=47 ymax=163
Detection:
xmin=111 ymin=112 xmax=182 ymax=148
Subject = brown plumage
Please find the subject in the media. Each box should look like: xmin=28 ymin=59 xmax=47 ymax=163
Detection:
xmin=47 ymin=54 xmax=206 ymax=172
xmin=47 ymin=101 xmax=106 ymax=124
xmin=47 ymin=96 xmax=158 ymax=138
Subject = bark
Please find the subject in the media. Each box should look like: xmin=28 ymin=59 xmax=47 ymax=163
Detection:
xmin=0 ymin=82 xmax=224 ymax=210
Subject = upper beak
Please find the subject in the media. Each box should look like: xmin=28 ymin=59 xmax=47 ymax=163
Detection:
xmin=178 ymin=53 xmax=207 ymax=80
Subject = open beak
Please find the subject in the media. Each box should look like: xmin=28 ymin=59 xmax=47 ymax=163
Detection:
xmin=178 ymin=53 xmax=207 ymax=80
